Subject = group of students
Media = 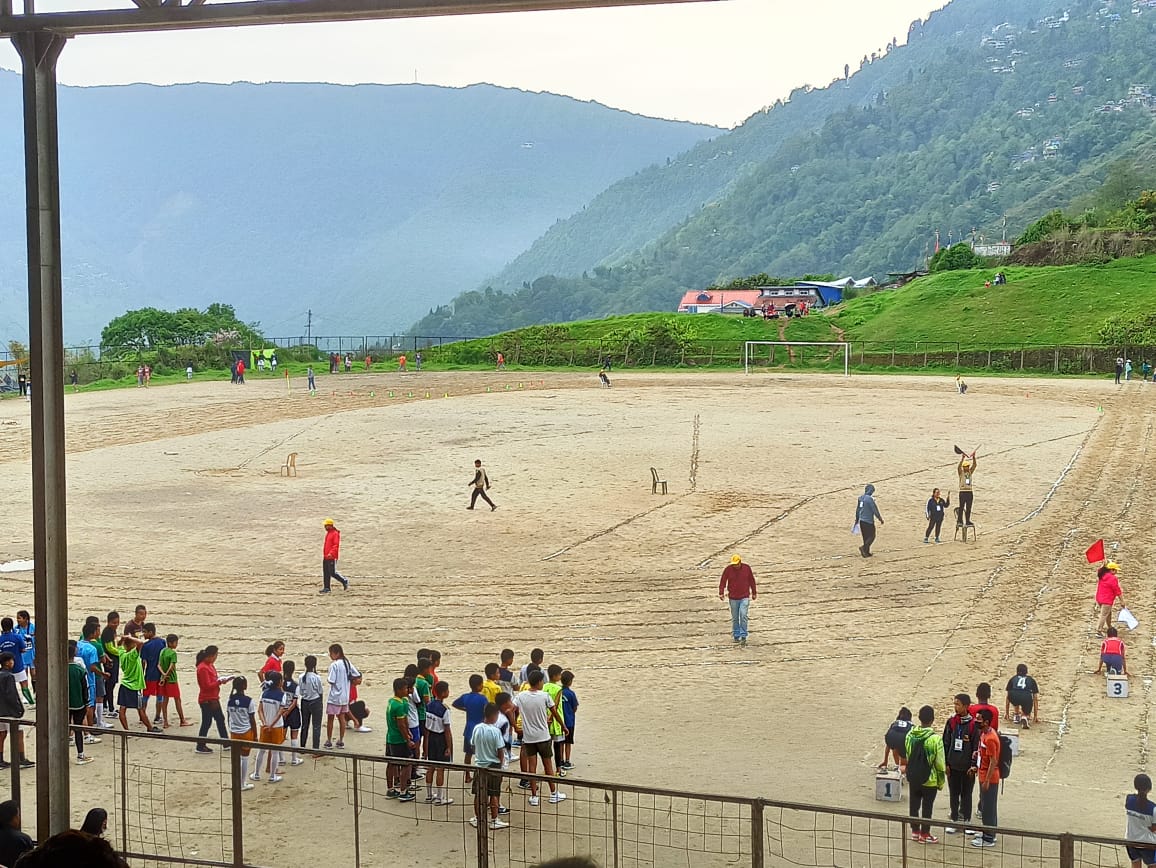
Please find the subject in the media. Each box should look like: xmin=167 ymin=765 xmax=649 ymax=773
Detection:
xmin=378 ymin=646 xmax=580 ymax=831
xmin=0 ymin=605 xmax=194 ymax=767
xmin=195 ymin=640 xmax=372 ymax=788
xmin=879 ymin=673 xmax=1039 ymax=848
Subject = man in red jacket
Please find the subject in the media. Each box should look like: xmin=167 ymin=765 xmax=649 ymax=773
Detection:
xmin=719 ymin=555 xmax=757 ymax=646
xmin=321 ymin=518 xmax=349 ymax=594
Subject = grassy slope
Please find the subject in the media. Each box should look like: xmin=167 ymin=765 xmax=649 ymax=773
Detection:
xmin=432 ymin=255 xmax=1156 ymax=366
xmin=830 ymin=258 xmax=1156 ymax=347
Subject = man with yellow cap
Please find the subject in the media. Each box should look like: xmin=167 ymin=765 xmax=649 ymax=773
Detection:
xmin=719 ymin=555 xmax=757 ymax=646
xmin=321 ymin=518 xmax=349 ymax=594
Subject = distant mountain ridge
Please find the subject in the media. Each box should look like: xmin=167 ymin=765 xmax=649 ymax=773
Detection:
xmin=0 ymin=73 xmax=716 ymax=341
xmin=416 ymin=0 xmax=1156 ymax=336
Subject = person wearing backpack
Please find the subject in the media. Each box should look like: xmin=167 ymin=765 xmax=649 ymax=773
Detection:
xmin=904 ymin=705 xmax=946 ymax=844
xmin=970 ymin=708 xmax=1000 ymax=848
xmin=943 ymin=693 xmax=979 ymax=834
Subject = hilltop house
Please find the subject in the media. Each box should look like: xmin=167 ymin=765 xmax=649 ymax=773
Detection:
xmin=677 ymin=281 xmax=856 ymax=314
xmin=677 ymin=289 xmax=764 ymax=314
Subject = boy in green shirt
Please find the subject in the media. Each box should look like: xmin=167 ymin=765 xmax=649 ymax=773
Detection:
xmin=158 ymin=634 xmax=192 ymax=729
xmin=415 ymin=657 xmax=434 ymax=765
xmin=905 ymin=705 xmax=946 ymax=844
xmin=386 ymin=677 xmax=416 ymax=802
xmin=544 ymin=664 xmax=566 ymax=774
xmin=117 ymin=635 xmax=159 ymax=733
xmin=68 ymin=641 xmax=93 ymax=765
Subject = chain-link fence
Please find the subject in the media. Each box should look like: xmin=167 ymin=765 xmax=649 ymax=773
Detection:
xmin=0 ymin=719 xmax=1145 ymax=868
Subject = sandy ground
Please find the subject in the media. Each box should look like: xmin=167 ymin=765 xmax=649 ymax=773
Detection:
xmin=0 ymin=369 xmax=1147 ymax=867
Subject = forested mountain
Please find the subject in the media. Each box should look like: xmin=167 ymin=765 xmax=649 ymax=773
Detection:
xmin=0 ymin=75 xmax=714 ymax=341
xmin=416 ymin=0 xmax=1156 ymax=335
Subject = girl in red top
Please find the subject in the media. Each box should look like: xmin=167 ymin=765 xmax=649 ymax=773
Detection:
xmin=1095 ymin=627 xmax=1127 ymax=675
xmin=1096 ymin=562 xmax=1125 ymax=636
xmin=258 ymin=642 xmax=285 ymax=684
xmin=195 ymin=646 xmax=233 ymax=754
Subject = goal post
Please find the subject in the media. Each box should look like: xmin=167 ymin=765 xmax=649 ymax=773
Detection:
xmin=743 ymin=341 xmax=850 ymax=377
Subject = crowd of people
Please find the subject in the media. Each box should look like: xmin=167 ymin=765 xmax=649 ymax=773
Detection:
xmin=878 ymin=676 xmax=1037 ymax=848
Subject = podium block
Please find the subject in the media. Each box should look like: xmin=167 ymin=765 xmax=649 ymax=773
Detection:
xmin=1108 ymin=674 xmax=1129 ymax=698
xmin=875 ymin=772 xmax=903 ymax=802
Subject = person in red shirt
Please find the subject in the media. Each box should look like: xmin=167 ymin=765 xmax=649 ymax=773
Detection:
xmin=1096 ymin=562 xmax=1125 ymax=636
xmin=195 ymin=645 xmax=233 ymax=754
xmin=969 ymin=682 xmax=999 ymax=733
xmin=321 ymin=518 xmax=349 ymax=594
xmin=970 ymin=708 xmax=1000 ymax=847
xmin=719 ymin=555 xmax=757 ymax=646
xmin=1094 ymin=627 xmax=1128 ymax=675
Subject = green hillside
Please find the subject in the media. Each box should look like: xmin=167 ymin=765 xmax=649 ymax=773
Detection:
xmin=423 ymin=255 xmax=1156 ymax=370
xmin=830 ymin=258 xmax=1156 ymax=346
xmin=416 ymin=0 xmax=1156 ymax=336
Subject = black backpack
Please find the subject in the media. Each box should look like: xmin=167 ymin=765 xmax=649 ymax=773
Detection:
xmin=905 ymin=734 xmax=932 ymax=787
xmin=998 ymin=734 xmax=1013 ymax=779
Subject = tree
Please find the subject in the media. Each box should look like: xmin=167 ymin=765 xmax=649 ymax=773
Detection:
xmin=6 ymin=341 xmax=26 ymax=363
xmin=100 ymin=304 xmax=263 ymax=354
xmin=928 ymin=243 xmax=981 ymax=272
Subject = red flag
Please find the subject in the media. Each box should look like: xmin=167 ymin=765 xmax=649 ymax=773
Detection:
xmin=1085 ymin=539 xmax=1105 ymax=564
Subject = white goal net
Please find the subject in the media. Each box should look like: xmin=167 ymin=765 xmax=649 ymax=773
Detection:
xmin=743 ymin=341 xmax=850 ymax=376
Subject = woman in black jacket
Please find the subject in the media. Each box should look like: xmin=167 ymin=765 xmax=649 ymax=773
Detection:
xmin=924 ymin=488 xmax=950 ymax=544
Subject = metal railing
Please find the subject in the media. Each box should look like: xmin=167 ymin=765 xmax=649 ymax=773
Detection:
xmin=0 ymin=718 xmax=1143 ymax=868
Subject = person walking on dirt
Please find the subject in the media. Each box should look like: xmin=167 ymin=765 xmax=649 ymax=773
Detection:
xmin=957 ymin=451 xmax=977 ymax=526
xmin=468 ymin=460 xmax=496 ymax=511
xmin=1095 ymin=561 xmax=1125 ymax=636
xmin=718 ymin=555 xmax=756 ymax=646
xmin=1116 ymin=357 xmax=1124 ymax=385
xmin=320 ymin=519 xmax=349 ymax=594
xmin=855 ymin=484 xmax=884 ymax=557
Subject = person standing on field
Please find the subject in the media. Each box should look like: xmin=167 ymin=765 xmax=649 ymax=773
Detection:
xmin=718 ymin=555 xmax=756 ymax=646
xmin=924 ymin=488 xmax=950 ymax=544
xmin=320 ymin=518 xmax=349 ymax=594
xmin=855 ymin=484 xmax=884 ymax=557
xmin=1096 ymin=561 xmax=1125 ymax=636
xmin=942 ymin=693 xmax=979 ymax=835
xmin=905 ymin=705 xmax=945 ymax=844
xmin=970 ymin=708 xmax=1000 ymax=848
xmin=468 ymin=460 xmax=496 ymax=511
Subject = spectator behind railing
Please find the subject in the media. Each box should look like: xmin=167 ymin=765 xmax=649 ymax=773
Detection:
xmin=12 ymin=830 xmax=128 ymax=868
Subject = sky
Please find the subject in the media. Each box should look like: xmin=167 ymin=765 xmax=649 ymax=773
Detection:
xmin=0 ymin=0 xmax=946 ymax=128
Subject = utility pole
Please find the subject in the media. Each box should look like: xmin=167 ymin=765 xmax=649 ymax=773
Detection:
xmin=305 ymin=309 xmax=312 ymax=343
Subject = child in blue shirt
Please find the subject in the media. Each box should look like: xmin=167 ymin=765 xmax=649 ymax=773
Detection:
xmin=1126 ymin=773 xmax=1156 ymax=867
xmin=560 ymin=670 xmax=579 ymax=771
xmin=452 ymin=674 xmax=489 ymax=782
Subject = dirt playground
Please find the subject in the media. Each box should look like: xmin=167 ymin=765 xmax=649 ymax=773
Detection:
xmin=0 ymin=370 xmax=1145 ymax=866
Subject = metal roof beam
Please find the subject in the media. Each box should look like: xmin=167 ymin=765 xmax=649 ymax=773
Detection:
xmin=0 ymin=0 xmax=716 ymax=36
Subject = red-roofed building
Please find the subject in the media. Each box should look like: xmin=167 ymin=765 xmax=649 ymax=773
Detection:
xmin=677 ymin=289 xmax=764 ymax=314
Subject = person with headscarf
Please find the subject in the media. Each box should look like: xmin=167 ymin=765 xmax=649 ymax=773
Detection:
xmin=855 ymin=484 xmax=884 ymax=557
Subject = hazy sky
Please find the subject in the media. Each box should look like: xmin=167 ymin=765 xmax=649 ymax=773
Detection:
xmin=0 ymin=0 xmax=945 ymax=127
